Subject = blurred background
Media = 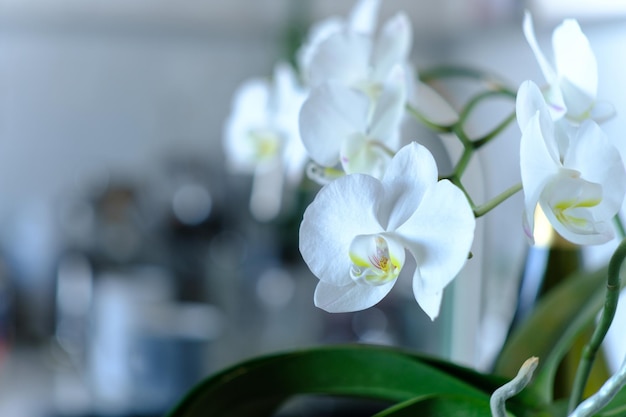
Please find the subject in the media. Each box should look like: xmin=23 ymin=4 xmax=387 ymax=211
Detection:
xmin=0 ymin=0 xmax=626 ymax=416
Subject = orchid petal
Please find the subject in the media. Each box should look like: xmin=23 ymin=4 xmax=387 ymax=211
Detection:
xmin=516 ymin=81 xmax=564 ymax=159
xmin=340 ymin=133 xmax=392 ymax=178
xmin=559 ymin=77 xmax=594 ymax=121
xmin=380 ymin=142 xmax=438 ymax=231
xmin=540 ymin=172 xmax=613 ymax=245
xmin=223 ymin=79 xmax=277 ymax=172
xmin=299 ymin=174 xmax=384 ymax=287
xmin=347 ymin=0 xmax=380 ymax=34
xmin=516 ymin=80 xmax=549 ymax=132
xmin=564 ymin=120 xmax=626 ymax=221
xmin=523 ymin=11 xmax=557 ymax=85
xmin=520 ymin=112 xmax=560 ymax=238
xmin=369 ymin=65 xmax=406 ymax=150
xmin=590 ymin=101 xmax=616 ymax=123
xmin=297 ymin=17 xmax=343 ymax=77
xmin=412 ymin=268 xmax=444 ymax=321
xmin=273 ymin=64 xmax=306 ymax=141
xmin=314 ymin=279 xmax=394 ymax=313
xmin=226 ymin=79 xmax=271 ymax=134
xmin=553 ymin=19 xmax=598 ymax=101
xmin=543 ymin=84 xmax=567 ymax=120
xmin=371 ymin=13 xmax=412 ymax=83
xmin=395 ymin=180 xmax=475 ymax=320
xmin=299 ymin=81 xmax=369 ymax=167
xmin=308 ymin=31 xmax=372 ymax=88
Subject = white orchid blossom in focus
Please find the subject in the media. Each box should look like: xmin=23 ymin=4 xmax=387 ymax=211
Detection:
xmin=299 ymin=142 xmax=475 ymax=320
xmin=517 ymin=80 xmax=626 ymax=245
xmin=523 ymin=11 xmax=614 ymax=123
xmin=299 ymin=65 xmax=406 ymax=181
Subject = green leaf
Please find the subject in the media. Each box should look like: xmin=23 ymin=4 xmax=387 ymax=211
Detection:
xmin=494 ymin=266 xmax=609 ymax=402
xmin=372 ymin=394 xmax=491 ymax=417
xmin=166 ymin=344 xmax=545 ymax=417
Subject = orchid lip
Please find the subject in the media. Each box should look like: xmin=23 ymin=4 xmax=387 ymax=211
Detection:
xmin=349 ymin=234 xmax=404 ymax=286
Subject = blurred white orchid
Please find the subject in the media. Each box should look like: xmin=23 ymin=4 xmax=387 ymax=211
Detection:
xmin=523 ymin=11 xmax=614 ymax=123
xmin=223 ymin=63 xmax=308 ymax=220
xmin=224 ymin=62 xmax=307 ymax=177
xmin=299 ymin=65 xmax=406 ymax=181
xmin=302 ymin=6 xmax=413 ymax=102
xmin=297 ymin=0 xmax=381 ymax=80
xmin=517 ymin=80 xmax=626 ymax=245
xmin=299 ymin=142 xmax=475 ymax=320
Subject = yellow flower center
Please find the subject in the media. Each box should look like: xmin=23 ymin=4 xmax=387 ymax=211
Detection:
xmin=248 ymin=128 xmax=282 ymax=161
xmin=349 ymin=235 xmax=404 ymax=286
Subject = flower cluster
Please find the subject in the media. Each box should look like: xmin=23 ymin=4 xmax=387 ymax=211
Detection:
xmin=223 ymin=1 xmax=626 ymax=321
xmin=518 ymin=12 xmax=626 ymax=245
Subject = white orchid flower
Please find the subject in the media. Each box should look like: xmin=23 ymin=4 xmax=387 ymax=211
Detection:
xmin=297 ymin=0 xmax=381 ymax=79
xmin=523 ymin=11 xmax=614 ymax=123
xmin=299 ymin=65 xmax=406 ymax=180
xmin=517 ymin=81 xmax=626 ymax=245
xmin=223 ymin=62 xmax=308 ymax=181
xmin=223 ymin=63 xmax=308 ymax=220
xmin=299 ymin=142 xmax=475 ymax=320
xmin=304 ymin=9 xmax=413 ymax=101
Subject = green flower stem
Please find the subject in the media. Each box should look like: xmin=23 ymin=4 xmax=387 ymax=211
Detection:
xmin=407 ymin=66 xmax=520 ymax=217
xmin=418 ymin=66 xmax=513 ymax=92
xmin=473 ymin=111 xmax=516 ymax=150
xmin=404 ymin=104 xmax=454 ymax=133
xmin=473 ymin=182 xmax=523 ymax=218
xmin=614 ymin=214 xmax=626 ymax=240
xmin=451 ymin=142 xmax=474 ymax=178
xmin=568 ymin=238 xmax=626 ymax=413
xmin=446 ymin=175 xmax=476 ymax=209
xmin=490 ymin=357 xmax=539 ymax=417
xmin=457 ymin=90 xmax=516 ymax=127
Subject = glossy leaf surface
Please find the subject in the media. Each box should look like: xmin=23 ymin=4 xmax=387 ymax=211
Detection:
xmin=167 ymin=344 xmax=546 ymax=417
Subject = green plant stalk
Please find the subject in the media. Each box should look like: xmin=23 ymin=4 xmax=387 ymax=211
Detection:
xmin=472 ymin=182 xmax=523 ymax=218
xmin=418 ymin=66 xmax=513 ymax=93
xmin=457 ymin=90 xmax=516 ymax=127
xmin=450 ymin=142 xmax=474 ymax=178
xmin=472 ymin=111 xmax=516 ymax=149
xmin=446 ymin=177 xmax=476 ymax=209
xmin=614 ymin=214 xmax=626 ymax=240
xmin=568 ymin=238 xmax=626 ymax=412
xmin=408 ymin=66 xmax=522 ymax=218
xmin=404 ymin=104 xmax=453 ymax=133
xmin=406 ymin=100 xmax=521 ymax=219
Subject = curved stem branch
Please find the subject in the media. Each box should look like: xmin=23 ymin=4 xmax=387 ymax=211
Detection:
xmin=418 ymin=66 xmax=515 ymax=94
xmin=451 ymin=143 xmax=474 ymax=178
xmin=473 ymin=111 xmax=516 ymax=150
xmin=458 ymin=90 xmax=516 ymax=126
xmin=404 ymin=104 xmax=454 ymax=133
xmin=568 ymin=238 xmax=626 ymax=413
xmin=473 ymin=182 xmax=523 ymax=218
